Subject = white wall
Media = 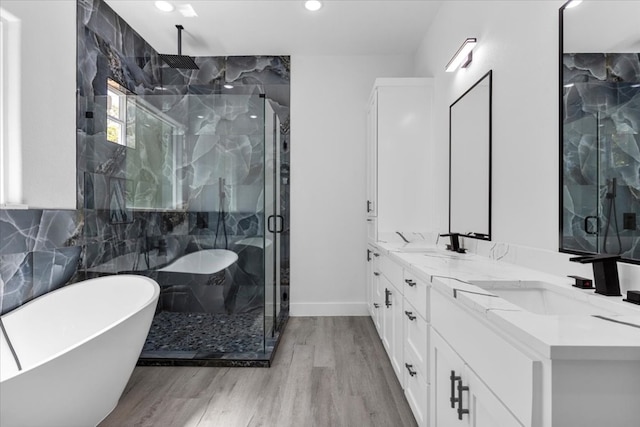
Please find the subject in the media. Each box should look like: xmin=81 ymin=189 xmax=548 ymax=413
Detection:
xmin=290 ymin=55 xmax=413 ymax=316
xmin=1 ymin=1 xmax=76 ymax=209
xmin=412 ymin=0 xmax=640 ymax=295
xmin=414 ymin=0 xmax=564 ymax=250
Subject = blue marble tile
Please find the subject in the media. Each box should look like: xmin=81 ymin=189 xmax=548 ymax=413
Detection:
xmin=33 ymin=210 xmax=83 ymax=251
xmin=32 ymin=248 xmax=83 ymax=299
xmin=0 ymin=210 xmax=43 ymax=255
xmin=0 ymin=253 xmax=33 ymax=314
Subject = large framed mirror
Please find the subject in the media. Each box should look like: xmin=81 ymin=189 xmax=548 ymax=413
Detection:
xmin=449 ymin=70 xmax=492 ymax=240
xmin=560 ymin=1 xmax=640 ymax=261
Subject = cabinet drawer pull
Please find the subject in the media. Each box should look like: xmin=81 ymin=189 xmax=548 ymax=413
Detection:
xmin=457 ymin=379 xmax=470 ymax=419
xmin=373 ymin=303 xmax=380 ymax=309
xmin=404 ymin=311 xmax=416 ymax=321
xmin=373 ymin=272 xmax=380 ymax=276
xmin=450 ymin=370 xmax=461 ymax=408
xmin=367 ymin=200 xmax=372 ymax=213
xmin=373 ymin=252 xmax=380 ymax=257
xmin=405 ymin=363 xmax=417 ymax=377
xmin=405 ymin=279 xmax=416 ymax=287
xmin=367 ymin=249 xmax=371 ymax=262
xmin=385 ymin=288 xmax=392 ymax=307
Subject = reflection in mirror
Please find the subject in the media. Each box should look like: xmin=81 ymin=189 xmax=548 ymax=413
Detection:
xmin=560 ymin=1 xmax=640 ymax=260
xmin=449 ymin=70 xmax=492 ymax=240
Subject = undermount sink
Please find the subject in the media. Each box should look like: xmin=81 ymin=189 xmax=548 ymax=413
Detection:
xmin=471 ymin=281 xmax=634 ymax=316
xmin=392 ymin=246 xmax=460 ymax=257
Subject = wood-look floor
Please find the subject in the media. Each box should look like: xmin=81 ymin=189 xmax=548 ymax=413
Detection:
xmin=100 ymin=317 xmax=417 ymax=427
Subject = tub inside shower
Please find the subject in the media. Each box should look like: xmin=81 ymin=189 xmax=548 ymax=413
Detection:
xmin=81 ymin=82 xmax=288 ymax=367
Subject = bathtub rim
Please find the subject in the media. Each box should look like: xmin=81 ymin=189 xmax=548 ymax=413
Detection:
xmin=0 ymin=275 xmax=159 ymax=383
xmin=155 ymin=248 xmax=239 ymax=274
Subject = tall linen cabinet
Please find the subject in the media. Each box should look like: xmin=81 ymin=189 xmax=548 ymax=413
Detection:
xmin=366 ymin=78 xmax=434 ymax=241
xmin=365 ymin=78 xmax=434 ymax=427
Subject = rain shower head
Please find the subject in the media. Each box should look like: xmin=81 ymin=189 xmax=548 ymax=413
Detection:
xmin=159 ymin=25 xmax=199 ymax=69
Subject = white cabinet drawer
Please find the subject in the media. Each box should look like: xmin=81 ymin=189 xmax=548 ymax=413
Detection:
xmin=404 ymin=363 xmax=429 ymax=427
xmin=403 ymin=269 xmax=428 ymax=321
xmin=404 ymin=300 xmax=429 ymax=381
xmin=380 ymin=255 xmax=403 ymax=290
xmin=431 ymin=289 xmax=541 ymax=427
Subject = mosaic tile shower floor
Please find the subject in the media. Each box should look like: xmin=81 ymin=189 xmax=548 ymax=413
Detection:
xmin=142 ymin=311 xmax=264 ymax=354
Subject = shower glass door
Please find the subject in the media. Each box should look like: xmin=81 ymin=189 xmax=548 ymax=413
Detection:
xmin=264 ymin=99 xmax=277 ymax=339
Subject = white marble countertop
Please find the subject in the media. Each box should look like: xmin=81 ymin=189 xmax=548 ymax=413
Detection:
xmin=372 ymin=240 xmax=640 ymax=360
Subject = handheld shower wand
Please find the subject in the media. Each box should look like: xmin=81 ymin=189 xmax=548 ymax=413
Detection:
xmin=214 ymin=177 xmax=228 ymax=249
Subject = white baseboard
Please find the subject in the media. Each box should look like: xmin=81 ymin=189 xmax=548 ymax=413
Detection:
xmin=289 ymin=302 xmax=369 ymax=317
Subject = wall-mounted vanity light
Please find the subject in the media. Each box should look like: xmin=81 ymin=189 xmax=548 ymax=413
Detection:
xmin=445 ymin=38 xmax=477 ymax=72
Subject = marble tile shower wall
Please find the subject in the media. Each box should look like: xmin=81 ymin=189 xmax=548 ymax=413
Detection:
xmin=0 ymin=0 xmax=290 ymax=315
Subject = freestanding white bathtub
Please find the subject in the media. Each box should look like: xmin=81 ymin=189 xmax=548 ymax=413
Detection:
xmin=156 ymin=249 xmax=238 ymax=274
xmin=0 ymin=275 xmax=160 ymax=427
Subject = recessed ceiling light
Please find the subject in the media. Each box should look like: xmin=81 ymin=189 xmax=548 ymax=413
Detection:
xmin=305 ymin=1 xmax=323 ymax=12
xmin=250 ymin=115 xmax=258 ymax=119
xmin=224 ymin=84 xmax=234 ymax=89
xmin=154 ymin=1 xmax=174 ymax=12
xmin=179 ymin=4 xmax=198 ymax=18
xmin=564 ymin=83 xmax=575 ymax=88
xmin=565 ymin=0 xmax=582 ymax=9
xmin=197 ymin=115 xmax=204 ymax=119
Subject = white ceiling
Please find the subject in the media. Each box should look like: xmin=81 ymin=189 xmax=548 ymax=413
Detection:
xmin=104 ymin=0 xmax=443 ymax=57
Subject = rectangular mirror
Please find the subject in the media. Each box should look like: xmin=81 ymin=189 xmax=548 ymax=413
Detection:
xmin=560 ymin=1 xmax=640 ymax=260
xmin=449 ymin=70 xmax=492 ymax=240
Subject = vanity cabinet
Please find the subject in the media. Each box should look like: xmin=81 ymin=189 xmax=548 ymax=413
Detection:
xmin=370 ymin=252 xmax=430 ymax=427
xmin=430 ymin=284 xmax=539 ymax=427
xmin=365 ymin=78 xmax=434 ymax=241
xmin=431 ymin=330 xmax=522 ymax=427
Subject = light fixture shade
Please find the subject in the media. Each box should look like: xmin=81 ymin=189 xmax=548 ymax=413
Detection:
xmin=305 ymin=1 xmax=323 ymax=11
xmin=155 ymin=1 xmax=174 ymax=12
xmin=565 ymin=0 xmax=583 ymax=9
xmin=445 ymin=38 xmax=477 ymax=72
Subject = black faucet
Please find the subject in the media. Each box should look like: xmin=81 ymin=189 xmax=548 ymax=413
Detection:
xmin=439 ymin=233 xmax=466 ymax=254
xmin=569 ymin=254 xmax=622 ymax=296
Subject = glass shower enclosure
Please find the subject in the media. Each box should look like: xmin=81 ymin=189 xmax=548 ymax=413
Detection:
xmin=83 ymin=85 xmax=285 ymax=365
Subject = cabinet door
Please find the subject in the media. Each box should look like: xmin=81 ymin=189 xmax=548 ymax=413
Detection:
xmin=366 ymin=247 xmax=374 ymax=317
xmin=381 ymin=275 xmax=394 ymax=353
xmin=431 ymin=329 xmax=465 ymax=427
xmin=366 ymin=93 xmax=377 ymax=217
xmin=381 ymin=277 xmax=403 ymax=380
xmin=376 ymin=84 xmax=432 ymax=233
xmin=367 ymin=248 xmax=382 ymax=325
xmin=466 ymin=368 xmax=523 ymax=427
xmin=390 ymin=284 xmax=405 ymax=384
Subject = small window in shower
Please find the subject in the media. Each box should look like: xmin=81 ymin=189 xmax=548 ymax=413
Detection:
xmin=106 ymin=79 xmax=136 ymax=148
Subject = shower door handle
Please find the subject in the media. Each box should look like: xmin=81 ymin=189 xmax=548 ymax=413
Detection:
xmin=276 ymin=215 xmax=284 ymax=233
xmin=267 ymin=215 xmax=275 ymax=233
xmin=584 ymin=216 xmax=599 ymax=235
